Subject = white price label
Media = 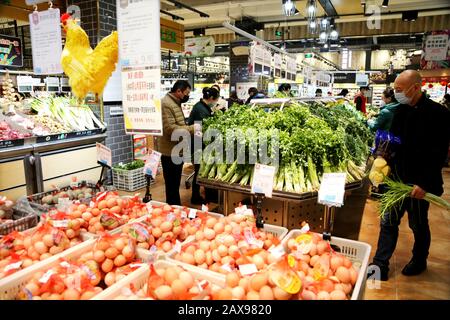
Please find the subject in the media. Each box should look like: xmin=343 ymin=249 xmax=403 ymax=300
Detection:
xmin=221 ymin=263 xmax=233 ymax=272
xmin=129 ymin=263 xmax=146 ymax=269
xmin=4 ymin=261 xmax=23 ymax=272
xmin=89 ymin=201 xmax=95 ymax=208
xmin=251 ymin=163 xmax=276 ymax=198
xmin=268 ymin=245 xmax=286 ymax=260
xmin=60 ymin=261 xmax=71 ymax=268
xmin=174 ymin=240 xmax=182 ymax=254
xmin=238 ymin=264 xmax=259 ymax=276
xmin=52 ymin=219 xmax=69 ymax=228
xmin=39 ymin=270 xmax=55 ymax=283
xmin=300 ymin=223 xmax=310 ymax=234
xmin=188 ymin=209 xmax=197 ymax=219
xmin=318 ymin=173 xmax=347 ymax=207
xmin=201 ymin=204 xmax=209 ymax=212
xmin=235 ymin=205 xmax=247 ymax=215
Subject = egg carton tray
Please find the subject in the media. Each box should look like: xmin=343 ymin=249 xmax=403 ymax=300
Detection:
xmin=165 ymin=223 xmax=288 ymax=278
xmin=92 ymin=259 xmax=226 ymax=300
xmin=0 ymin=238 xmax=157 ymax=300
xmin=279 ymin=230 xmax=371 ymax=300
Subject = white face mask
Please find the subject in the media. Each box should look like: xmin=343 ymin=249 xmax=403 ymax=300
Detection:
xmin=395 ymin=85 xmax=414 ymax=105
xmin=380 ymin=100 xmax=386 ymax=107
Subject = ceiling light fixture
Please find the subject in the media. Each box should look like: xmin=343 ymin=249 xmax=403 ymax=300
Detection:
xmin=382 ymin=0 xmax=389 ymax=8
xmin=307 ymin=0 xmax=316 ymax=19
xmin=330 ymin=28 xmax=339 ymax=41
xmin=282 ymin=0 xmax=296 ymax=16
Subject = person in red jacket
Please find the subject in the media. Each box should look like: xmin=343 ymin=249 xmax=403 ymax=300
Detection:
xmin=354 ymin=86 xmax=369 ymax=115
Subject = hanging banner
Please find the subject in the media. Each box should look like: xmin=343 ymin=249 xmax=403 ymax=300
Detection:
xmin=421 ymin=30 xmax=450 ymax=70
xmin=29 ymin=9 xmax=63 ymax=74
xmin=184 ymin=36 xmax=215 ymax=57
xmin=117 ymin=0 xmax=162 ymax=135
xmin=0 ymin=35 xmax=23 ymax=67
xmin=121 ymin=66 xmax=162 ymax=135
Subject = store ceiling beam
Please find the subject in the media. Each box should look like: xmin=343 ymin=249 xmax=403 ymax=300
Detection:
xmin=164 ymin=0 xmax=210 ymax=18
xmin=160 ymin=9 xmax=185 ymax=21
xmin=317 ymin=0 xmax=339 ymax=17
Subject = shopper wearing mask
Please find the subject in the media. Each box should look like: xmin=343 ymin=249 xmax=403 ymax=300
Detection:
xmin=354 ymin=86 xmax=368 ymax=115
xmin=275 ymin=83 xmax=292 ymax=98
xmin=367 ymin=88 xmax=400 ymax=132
xmin=369 ymin=70 xmax=450 ymax=281
xmin=315 ymin=88 xmax=323 ymax=97
xmin=157 ymin=80 xmax=194 ymax=205
xmin=245 ymin=87 xmax=265 ymax=105
xmin=187 ymin=87 xmax=220 ymax=204
xmin=211 ymin=84 xmax=228 ymax=111
xmin=227 ymin=90 xmax=244 ymax=108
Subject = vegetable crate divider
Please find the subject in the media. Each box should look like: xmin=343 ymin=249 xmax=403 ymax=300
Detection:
xmin=279 ymin=230 xmax=372 ymax=300
xmin=0 ymin=238 xmax=154 ymax=300
xmin=93 ymin=260 xmax=226 ymax=300
xmin=112 ymin=167 xmax=147 ymax=192
xmin=165 ymin=223 xmax=289 ymax=277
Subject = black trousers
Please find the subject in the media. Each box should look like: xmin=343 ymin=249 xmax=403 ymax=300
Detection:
xmin=161 ymin=155 xmax=183 ymax=205
xmin=373 ymin=198 xmax=431 ymax=271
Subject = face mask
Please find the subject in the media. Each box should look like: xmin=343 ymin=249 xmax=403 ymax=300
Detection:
xmin=180 ymin=95 xmax=190 ymax=103
xmin=394 ymin=85 xmax=413 ymax=105
xmin=380 ymin=100 xmax=386 ymax=107
xmin=207 ymin=102 xmax=217 ymax=108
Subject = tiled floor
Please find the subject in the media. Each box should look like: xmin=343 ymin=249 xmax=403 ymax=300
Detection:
xmin=122 ymin=165 xmax=450 ymax=300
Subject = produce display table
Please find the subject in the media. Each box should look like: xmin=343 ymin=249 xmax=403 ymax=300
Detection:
xmin=197 ymin=177 xmax=364 ymax=233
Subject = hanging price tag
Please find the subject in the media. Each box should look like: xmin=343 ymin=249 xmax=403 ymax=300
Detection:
xmin=4 ymin=261 xmax=23 ymax=272
xmin=251 ymin=163 xmax=276 ymax=198
xmin=143 ymin=150 xmax=161 ymax=177
xmin=96 ymin=143 xmax=112 ymax=168
xmin=52 ymin=219 xmax=70 ymax=228
xmin=39 ymin=270 xmax=55 ymax=283
xmin=201 ymin=204 xmax=209 ymax=212
xmin=318 ymin=173 xmax=346 ymax=207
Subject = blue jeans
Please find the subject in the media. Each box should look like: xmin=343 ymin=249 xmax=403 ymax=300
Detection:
xmin=373 ymin=198 xmax=430 ymax=271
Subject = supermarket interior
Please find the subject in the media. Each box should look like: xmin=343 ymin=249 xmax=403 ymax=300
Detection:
xmin=0 ymin=0 xmax=449 ymax=302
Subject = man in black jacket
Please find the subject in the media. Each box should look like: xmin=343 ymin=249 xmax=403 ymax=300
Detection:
xmin=369 ymin=70 xmax=450 ymax=281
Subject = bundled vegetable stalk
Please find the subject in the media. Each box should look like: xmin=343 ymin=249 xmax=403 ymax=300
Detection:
xmin=378 ymin=177 xmax=450 ymax=217
xmin=199 ymin=101 xmax=371 ymax=194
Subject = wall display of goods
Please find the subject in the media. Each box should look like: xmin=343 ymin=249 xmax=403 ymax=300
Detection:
xmin=199 ymin=101 xmax=372 ymax=193
xmin=0 ymin=94 xmax=105 ymax=142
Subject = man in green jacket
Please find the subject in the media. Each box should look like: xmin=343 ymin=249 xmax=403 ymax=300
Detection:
xmin=368 ymin=87 xmax=400 ymax=132
xmin=157 ymin=80 xmax=194 ymax=205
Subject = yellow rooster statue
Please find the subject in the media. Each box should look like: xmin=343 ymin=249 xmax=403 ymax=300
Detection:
xmin=60 ymin=13 xmax=118 ymax=100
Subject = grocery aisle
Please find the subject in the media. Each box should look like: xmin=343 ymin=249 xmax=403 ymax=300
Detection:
xmin=123 ymin=167 xmax=450 ymax=300
xmin=361 ymin=168 xmax=450 ymax=300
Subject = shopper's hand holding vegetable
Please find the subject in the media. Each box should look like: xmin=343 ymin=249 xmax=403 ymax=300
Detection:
xmin=411 ymin=185 xmax=426 ymax=200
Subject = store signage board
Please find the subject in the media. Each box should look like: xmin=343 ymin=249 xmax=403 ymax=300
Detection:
xmin=25 ymin=0 xmax=49 ymax=4
xmin=17 ymin=76 xmax=33 ymax=93
xmin=121 ymin=66 xmax=163 ymax=135
xmin=424 ymin=34 xmax=449 ymax=61
xmin=143 ymin=149 xmax=162 ymax=177
xmin=0 ymin=139 xmax=25 ymax=149
xmin=0 ymin=35 xmax=23 ymax=67
xmin=251 ymin=163 xmax=276 ymax=198
xmin=355 ymin=73 xmax=369 ymax=86
xmin=333 ymin=73 xmax=356 ymax=83
xmin=29 ymin=9 xmax=63 ymax=75
xmin=117 ymin=0 xmax=163 ymax=136
xmin=110 ymin=106 xmax=124 ymax=116
xmin=184 ymin=36 xmax=215 ymax=57
xmin=96 ymin=142 xmax=112 ymax=168
xmin=36 ymin=129 xmax=102 ymax=143
xmin=46 ymin=77 xmax=60 ymax=92
xmin=318 ymin=173 xmax=346 ymax=207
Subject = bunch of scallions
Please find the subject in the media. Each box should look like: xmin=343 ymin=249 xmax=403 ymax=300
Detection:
xmin=378 ymin=177 xmax=450 ymax=217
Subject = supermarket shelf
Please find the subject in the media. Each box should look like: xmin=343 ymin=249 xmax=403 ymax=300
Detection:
xmin=34 ymin=133 xmax=107 ymax=154
xmin=197 ymin=177 xmax=363 ymax=202
xmin=0 ymin=144 xmax=34 ymax=161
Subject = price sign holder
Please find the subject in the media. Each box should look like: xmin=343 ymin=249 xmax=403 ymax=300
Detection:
xmin=143 ymin=174 xmax=152 ymax=203
xmin=254 ymin=193 xmax=265 ymax=229
xmin=318 ymin=173 xmax=346 ymax=242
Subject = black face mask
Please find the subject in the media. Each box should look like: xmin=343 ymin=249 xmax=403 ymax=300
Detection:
xmin=180 ymin=95 xmax=190 ymax=103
